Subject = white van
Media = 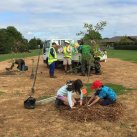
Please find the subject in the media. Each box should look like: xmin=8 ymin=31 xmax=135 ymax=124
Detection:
xmin=43 ymin=39 xmax=81 ymax=65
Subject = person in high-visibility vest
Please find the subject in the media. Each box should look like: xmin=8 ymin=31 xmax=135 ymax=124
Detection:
xmin=63 ymin=40 xmax=72 ymax=73
xmin=48 ymin=42 xmax=57 ymax=78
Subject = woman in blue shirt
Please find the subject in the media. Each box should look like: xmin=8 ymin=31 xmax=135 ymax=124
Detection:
xmin=88 ymin=80 xmax=117 ymax=106
xmin=55 ymin=79 xmax=83 ymax=109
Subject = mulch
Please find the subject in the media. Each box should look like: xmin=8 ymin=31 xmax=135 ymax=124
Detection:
xmin=59 ymin=98 xmax=125 ymax=122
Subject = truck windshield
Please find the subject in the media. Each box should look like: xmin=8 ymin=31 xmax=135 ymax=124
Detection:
xmin=45 ymin=40 xmax=50 ymax=48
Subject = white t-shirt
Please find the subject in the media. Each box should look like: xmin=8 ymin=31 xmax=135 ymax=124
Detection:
xmin=57 ymin=84 xmax=83 ymax=108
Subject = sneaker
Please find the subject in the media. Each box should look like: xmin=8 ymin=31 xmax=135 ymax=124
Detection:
xmin=55 ymin=98 xmax=64 ymax=108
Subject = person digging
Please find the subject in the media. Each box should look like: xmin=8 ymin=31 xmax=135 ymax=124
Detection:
xmin=6 ymin=59 xmax=27 ymax=71
xmin=88 ymin=80 xmax=117 ymax=106
xmin=55 ymin=79 xmax=84 ymax=109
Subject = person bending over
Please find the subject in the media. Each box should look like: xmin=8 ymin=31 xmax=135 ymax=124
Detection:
xmin=88 ymin=80 xmax=117 ymax=106
xmin=55 ymin=79 xmax=83 ymax=108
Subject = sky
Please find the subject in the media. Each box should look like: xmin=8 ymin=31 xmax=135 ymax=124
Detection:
xmin=0 ymin=0 xmax=137 ymax=40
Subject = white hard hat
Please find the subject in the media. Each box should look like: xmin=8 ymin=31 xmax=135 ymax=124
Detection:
xmin=65 ymin=40 xmax=70 ymax=44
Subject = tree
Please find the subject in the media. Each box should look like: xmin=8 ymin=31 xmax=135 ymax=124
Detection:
xmin=6 ymin=26 xmax=22 ymax=40
xmin=29 ymin=38 xmax=43 ymax=49
xmin=0 ymin=26 xmax=43 ymax=53
xmin=28 ymin=37 xmax=38 ymax=49
xmin=77 ymin=21 xmax=107 ymax=41
xmin=120 ymin=36 xmax=133 ymax=43
xmin=0 ymin=29 xmax=12 ymax=54
xmin=6 ymin=26 xmax=26 ymax=52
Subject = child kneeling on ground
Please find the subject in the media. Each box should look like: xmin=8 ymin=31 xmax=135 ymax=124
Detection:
xmin=55 ymin=79 xmax=83 ymax=109
xmin=88 ymin=80 xmax=117 ymax=106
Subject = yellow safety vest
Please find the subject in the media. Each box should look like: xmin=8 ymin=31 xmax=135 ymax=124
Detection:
xmin=63 ymin=46 xmax=72 ymax=58
xmin=48 ymin=47 xmax=57 ymax=65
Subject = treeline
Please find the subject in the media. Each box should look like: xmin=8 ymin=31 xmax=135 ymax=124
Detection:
xmin=114 ymin=42 xmax=137 ymax=50
xmin=0 ymin=26 xmax=43 ymax=54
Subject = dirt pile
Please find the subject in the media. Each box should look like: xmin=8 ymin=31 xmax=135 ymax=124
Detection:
xmin=59 ymin=101 xmax=125 ymax=122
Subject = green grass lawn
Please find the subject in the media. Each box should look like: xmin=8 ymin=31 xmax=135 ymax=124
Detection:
xmin=0 ymin=49 xmax=42 ymax=62
xmin=1 ymin=49 xmax=137 ymax=63
xmin=85 ymin=83 xmax=137 ymax=95
xmin=107 ymin=50 xmax=137 ymax=63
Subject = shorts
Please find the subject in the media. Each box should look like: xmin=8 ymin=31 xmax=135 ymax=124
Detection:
xmin=57 ymin=95 xmax=66 ymax=101
xmin=63 ymin=58 xmax=72 ymax=65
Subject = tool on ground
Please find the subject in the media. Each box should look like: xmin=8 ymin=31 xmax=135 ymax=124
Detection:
xmin=30 ymin=59 xmax=35 ymax=79
xmin=36 ymin=96 xmax=56 ymax=105
xmin=24 ymin=45 xmax=41 ymax=109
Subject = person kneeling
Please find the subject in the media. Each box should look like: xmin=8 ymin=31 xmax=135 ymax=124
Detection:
xmin=88 ymin=80 xmax=117 ymax=106
xmin=55 ymin=79 xmax=83 ymax=109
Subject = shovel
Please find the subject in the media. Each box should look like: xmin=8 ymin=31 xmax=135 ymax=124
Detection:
xmin=24 ymin=45 xmax=41 ymax=109
xmin=30 ymin=59 xmax=35 ymax=79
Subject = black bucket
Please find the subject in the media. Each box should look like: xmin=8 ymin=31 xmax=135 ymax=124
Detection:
xmin=24 ymin=96 xmax=36 ymax=109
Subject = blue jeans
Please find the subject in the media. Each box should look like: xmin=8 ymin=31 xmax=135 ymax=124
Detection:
xmin=94 ymin=90 xmax=116 ymax=106
xmin=17 ymin=64 xmax=25 ymax=71
xmin=49 ymin=62 xmax=55 ymax=76
xmin=100 ymin=99 xmax=116 ymax=106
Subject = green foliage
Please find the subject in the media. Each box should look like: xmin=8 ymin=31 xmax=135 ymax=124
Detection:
xmin=0 ymin=29 xmax=12 ymax=54
xmin=120 ymin=36 xmax=134 ymax=43
xmin=29 ymin=38 xmax=43 ymax=49
xmin=6 ymin=26 xmax=28 ymax=52
xmin=6 ymin=26 xmax=22 ymax=40
xmin=94 ymin=21 xmax=107 ymax=31
xmin=77 ymin=21 xmax=107 ymax=41
xmin=107 ymin=49 xmax=137 ymax=62
xmin=0 ymin=26 xmax=43 ymax=54
xmin=84 ymin=30 xmax=102 ymax=41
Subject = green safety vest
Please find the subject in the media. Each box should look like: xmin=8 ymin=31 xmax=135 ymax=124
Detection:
xmin=63 ymin=46 xmax=72 ymax=58
xmin=48 ymin=47 xmax=57 ymax=65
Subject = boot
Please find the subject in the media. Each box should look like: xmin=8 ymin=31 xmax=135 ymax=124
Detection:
xmin=50 ymin=74 xmax=57 ymax=78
